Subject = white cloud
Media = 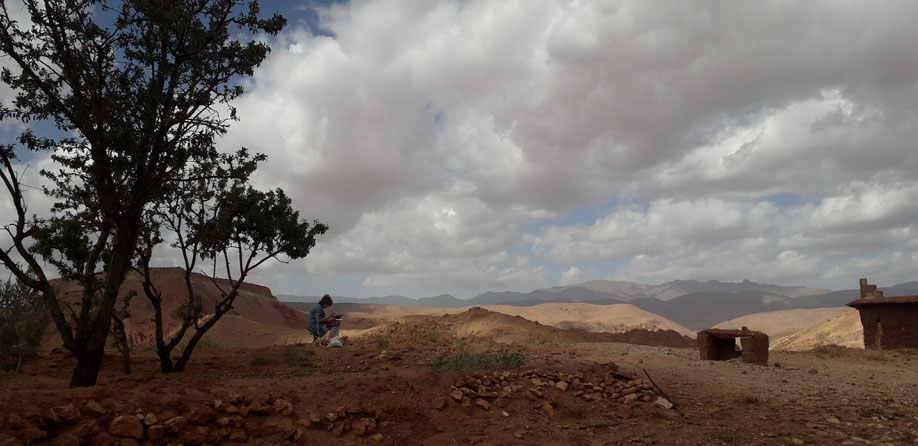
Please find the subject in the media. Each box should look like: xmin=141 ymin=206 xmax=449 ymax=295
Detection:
xmin=128 ymin=0 xmax=918 ymax=294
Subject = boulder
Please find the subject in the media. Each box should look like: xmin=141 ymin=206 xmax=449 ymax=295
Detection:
xmin=108 ymin=415 xmax=144 ymax=439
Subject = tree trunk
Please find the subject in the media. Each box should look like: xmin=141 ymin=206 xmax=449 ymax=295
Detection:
xmin=111 ymin=318 xmax=131 ymax=375
xmin=70 ymin=344 xmax=104 ymax=387
xmin=157 ymin=347 xmax=174 ymax=373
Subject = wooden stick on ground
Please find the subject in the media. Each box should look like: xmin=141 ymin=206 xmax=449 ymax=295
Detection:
xmin=643 ymin=368 xmax=685 ymax=417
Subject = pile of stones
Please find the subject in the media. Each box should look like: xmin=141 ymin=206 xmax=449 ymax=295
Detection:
xmin=0 ymin=393 xmax=386 ymax=445
xmin=432 ymin=368 xmax=659 ymax=415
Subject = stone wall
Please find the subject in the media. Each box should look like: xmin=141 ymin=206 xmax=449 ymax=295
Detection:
xmin=857 ymin=305 xmax=918 ymax=350
xmin=697 ymin=329 xmax=768 ymax=365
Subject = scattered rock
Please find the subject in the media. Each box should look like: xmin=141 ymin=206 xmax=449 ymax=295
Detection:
xmin=142 ymin=413 xmax=157 ymax=426
xmin=187 ymin=405 xmax=218 ymax=425
xmin=432 ymin=396 xmax=448 ymax=410
xmin=371 ymin=433 xmax=384 ymax=441
xmin=85 ymin=400 xmax=106 ymax=417
xmin=163 ymin=416 xmax=188 ymax=434
xmin=50 ymin=404 xmax=81 ymax=423
xmin=654 ymin=397 xmax=674 ymax=409
xmin=264 ymin=417 xmax=294 ymax=437
xmin=273 ymin=399 xmax=294 ymax=416
xmin=109 ymin=415 xmax=144 ymax=439
xmin=555 ymin=381 xmax=569 ymax=391
xmin=147 ymin=425 xmax=165 ymax=441
xmin=474 ymin=399 xmax=491 ymax=410
xmin=541 ymin=402 xmax=554 ymax=417
xmin=229 ymin=428 xmax=247 ymax=442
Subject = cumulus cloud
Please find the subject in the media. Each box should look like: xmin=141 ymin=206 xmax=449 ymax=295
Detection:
xmin=8 ymin=0 xmax=913 ymax=295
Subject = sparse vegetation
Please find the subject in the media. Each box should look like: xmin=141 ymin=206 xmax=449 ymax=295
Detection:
xmin=283 ymin=344 xmax=316 ymax=367
xmin=430 ymin=349 xmax=525 ymax=372
xmin=0 ymin=278 xmax=48 ymax=372
xmin=735 ymin=394 xmax=761 ymax=405
xmin=249 ymin=351 xmax=274 ymax=366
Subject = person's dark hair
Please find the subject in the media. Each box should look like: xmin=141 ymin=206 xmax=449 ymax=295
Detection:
xmin=319 ymin=294 xmax=333 ymax=306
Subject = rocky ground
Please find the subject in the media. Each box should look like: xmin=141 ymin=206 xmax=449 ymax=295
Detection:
xmin=1 ymin=311 xmax=917 ymax=445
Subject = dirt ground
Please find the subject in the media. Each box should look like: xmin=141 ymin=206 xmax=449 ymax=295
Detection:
xmin=1 ymin=314 xmax=917 ymax=445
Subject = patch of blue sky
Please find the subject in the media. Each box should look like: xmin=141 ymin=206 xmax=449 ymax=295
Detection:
xmin=758 ymin=192 xmax=807 ymax=208
xmin=524 ymin=199 xmax=648 ymax=234
xmin=264 ymin=0 xmax=349 ymax=37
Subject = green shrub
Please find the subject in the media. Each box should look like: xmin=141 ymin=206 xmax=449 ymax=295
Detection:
xmin=431 ymin=349 xmax=525 ymax=372
xmin=283 ymin=344 xmax=315 ymax=367
xmin=249 ymin=351 xmax=273 ymax=366
xmin=0 ymin=278 xmax=48 ymax=372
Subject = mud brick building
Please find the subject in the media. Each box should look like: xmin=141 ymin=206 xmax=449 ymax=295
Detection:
xmin=696 ymin=328 xmax=769 ymax=365
xmin=848 ymin=278 xmax=918 ymax=350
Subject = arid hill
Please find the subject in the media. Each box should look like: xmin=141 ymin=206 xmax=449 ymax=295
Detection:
xmin=48 ymin=267 xmax=309 ymax=347
xmin=771 ymin=311 xmax=864 ymax=351
xmin=714 ymin=307 xmax=856 ymax=338
xmin=292 ymin=302 xmax=694 ymax=337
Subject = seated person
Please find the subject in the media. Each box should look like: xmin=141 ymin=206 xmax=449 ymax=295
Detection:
xmin=309 ymin=294 xmax=343 ymax=347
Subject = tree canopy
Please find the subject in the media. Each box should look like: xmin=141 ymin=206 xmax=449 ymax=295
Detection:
xmin=0 ymin=0 xmax=325 ymax=387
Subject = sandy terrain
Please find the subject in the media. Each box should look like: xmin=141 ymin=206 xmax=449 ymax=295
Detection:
xmin=332 ymin=302 xmax=694 ymax=337
xmin=771 ymin=311 xmax=865 ymax=351
xmin=2 ymin=308 xmax=917 ymax=445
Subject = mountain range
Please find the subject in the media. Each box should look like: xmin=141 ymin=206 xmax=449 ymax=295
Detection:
xmin=278 ymin=279 xmax=918 ymax=330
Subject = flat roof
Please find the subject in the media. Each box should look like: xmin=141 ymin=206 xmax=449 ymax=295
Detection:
xmin=848 ymin=295 xmax=918 ymax=307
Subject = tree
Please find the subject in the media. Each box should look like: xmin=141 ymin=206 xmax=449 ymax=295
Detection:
xmin=0 ymin=277 xmax=48 ymax=372
xmin=136 ymin=149 xmax=327 ymax=373
xmin=0 ymin=0 xmax=290 ymax=387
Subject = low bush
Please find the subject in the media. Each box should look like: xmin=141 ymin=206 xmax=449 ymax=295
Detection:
xmin=430 ymin=349 xmax=525 ymax=372
xmin=0 ymin=278 xmax=48 ymax=372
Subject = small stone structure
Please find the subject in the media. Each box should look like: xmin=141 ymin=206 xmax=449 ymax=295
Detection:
xmin=696 ymin=328 xmax=769 ymax=365
xmin=847 ymin=278 xmax=918 ymax=350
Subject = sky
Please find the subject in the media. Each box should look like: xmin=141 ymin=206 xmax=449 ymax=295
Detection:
xmin=4 ymin=1 xmax=918 ymax=299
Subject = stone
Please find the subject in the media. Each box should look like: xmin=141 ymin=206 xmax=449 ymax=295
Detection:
xmin=474 ymin=399 xmax=491 ymax=410
xmin=449 ymin=389 xmax=463 ymax=402
xmin=273 ymin=399 xmax=294 ymax=416
xmin=827 ymin=417 xmax=841 ymax=424
xmin=624 ymin=393 xmax=639 ymax=402
xmin=790 ymin=439 xmax=804 ymax=445
xmin=371 ymin=433 xmax=384 ymax=441
xmin=109 ymin=415 xmax=144 ymax=440
xmin=432 ymin=396 xmax=448 ymax=410
xmin=330 ymin=422 xmax=345 ymax=437
xmin=142 ymin=413 xmax=157 ymax=426
xmin=582 ymin=393 xmax=601 ymax=402
xmin=90 ymin=432 xmax=117 ymax=446
xmin=228 ymin=428 xmax=247 ymax=442
xmin=247 ymin=400 xmax=270 ymax=415
xmin=654 ymin=397 xmax=674 ymax=409
xmin=540 ymin=402 xmax=554 ymax=417
xmin=187 ymin=405 xmax=218 ymax=424
xmin=264 ymin=417 xmax=294 ymax=436
xmin=163 ymin=416 xmax=188 ymax=434
xmin=51 ymin=404 xmax=81 ymax=423
xmin=228 ymin=394 xmax=245 ymax=404
xmin=308 ymin=412 xmax=323 ymax=424
xmin=180 ymin=430 xmax=206 ymax=445
xmin=55 ymin=432 xmax=82 ymax=446
xmin=216 ymin=417 xmax=230 ymax=426
xmin=224 ymin=404 xmax=240 ymax=414
xmin=555 ymin=381 xmax=568 ymax=391
xmin=147 ymin=425 xmax=164 ymax=441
